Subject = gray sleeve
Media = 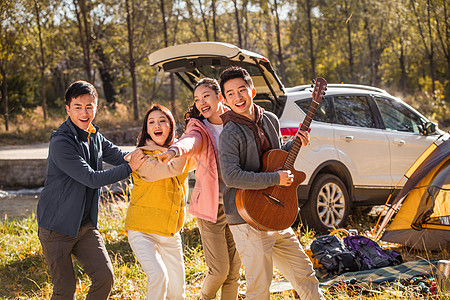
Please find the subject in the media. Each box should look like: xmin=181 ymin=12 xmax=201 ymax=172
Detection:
xmin=282 ymin=139 xmax=295 ymax=151
xmin=218 ymin=125 xmax=280 ymax=190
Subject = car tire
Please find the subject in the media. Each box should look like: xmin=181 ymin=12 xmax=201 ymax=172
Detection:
xmin=300 ymin=174 xmax=350 ymax=233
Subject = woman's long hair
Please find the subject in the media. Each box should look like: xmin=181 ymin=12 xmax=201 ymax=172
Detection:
xmin=137 ymin=104 xmax=176 ymax=148
xmin=184 ymin=78 xmax=221 ymax=126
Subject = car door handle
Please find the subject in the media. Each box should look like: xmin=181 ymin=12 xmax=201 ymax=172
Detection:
xmin=393 ymin=139 xmax=406 ymax=145
xmin=342 ymin=136 xmax=354 ymax=141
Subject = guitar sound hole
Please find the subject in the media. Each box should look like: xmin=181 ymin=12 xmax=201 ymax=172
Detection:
xmin=262 ymin=192 xmax=284 ymax=207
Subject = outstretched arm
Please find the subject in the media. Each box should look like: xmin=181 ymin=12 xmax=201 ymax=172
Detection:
xmin=136 ymin=153 xmax=189 ymax=182
xmin=154 ymin=149 xmax=177 ymax=165
xmin=155 ymin=128 xmax=205 ymax=165
xmin=50 ymin=139 xmax=142 ymax=189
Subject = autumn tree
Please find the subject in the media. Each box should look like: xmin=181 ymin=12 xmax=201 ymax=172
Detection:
xmin=0 ymin=0 xmax=18 ymax=131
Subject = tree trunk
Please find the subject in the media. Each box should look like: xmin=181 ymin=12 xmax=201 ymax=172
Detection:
xmin=363 ymin=11 xmax=384 ymax=86
xmin=73 ymin=0 xmax=92 ymax=83
xmin=95 ymin=43 xmax=116 ymax=107
xmin=233 ymin=0 xmax=242 ymax=48
xmin=262 ymin=1 xmax=274 ymax=63
xmin=305 ymin=0 xmax=316 ymax=78
xmin=273 ymin=0 xmax=285 ymax=81
xmin=242 ymin=0 xmax=249 ymax=48
xmin=426 ymin=0 xmax=436 ymax=94
xmin=399 ymin=36 xmax=408 ymax=96
xmin=344 ymin=0 xmax=354 ymax=82
xmin=444 ymin=0 xmax=450 ymax=103
xmin=211 ymin=0 xmax=217 ymax=41
xmin=432 ymin=0 xmax=449 ymax=102
xmin=126 ymin=0 xmax=139 ymax=120
xmin=185 ymin=0 xmax=201 ymax=41
xmin=34 ymin=0 xmax=47 ymax=121
xmin=198 ymin=0 xmax=209 ymax=40
xmin=1 ymin=66 xmax=8 ymax=131
xmin=410 ymin=0 xmax=436 ymax=95
xmin=160 ymin=0 xmax=176 ymax=119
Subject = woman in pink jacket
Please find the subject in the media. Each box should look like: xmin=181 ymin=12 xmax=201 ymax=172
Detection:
xmin=156 ymin=78 xmax=241 ymax=300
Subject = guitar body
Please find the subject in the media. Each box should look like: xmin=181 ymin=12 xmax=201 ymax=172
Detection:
xmin=236 ymin=149 xmax=306 ymax=231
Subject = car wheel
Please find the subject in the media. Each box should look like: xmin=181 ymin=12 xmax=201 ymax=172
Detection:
xmin=300 ymin=174 xmax=350 ymax=233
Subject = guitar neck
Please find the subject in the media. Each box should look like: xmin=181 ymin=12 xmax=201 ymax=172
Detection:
xmin=283 ymin=102 xmax=318 ymax=169
xmin=283 ymin=78 xmax=326 ymax=169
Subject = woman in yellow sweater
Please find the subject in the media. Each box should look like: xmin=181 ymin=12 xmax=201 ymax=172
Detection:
xmin=125 ymin=104 xmax=195 ymax=299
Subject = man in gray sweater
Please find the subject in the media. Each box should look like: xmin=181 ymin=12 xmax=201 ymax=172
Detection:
xmin=218 ymin=67 xmax=324 ymax=300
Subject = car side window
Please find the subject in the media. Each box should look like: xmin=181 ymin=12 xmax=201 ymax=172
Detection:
xmin=333 ymin=95 xmax=375 ymax=128
xmin=294 ymin=96 xmax=330 ymax=123
xmin=374 ymin=97 xmax=422 ymax=133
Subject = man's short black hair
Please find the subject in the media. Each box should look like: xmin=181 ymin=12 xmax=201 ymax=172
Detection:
xmin=219 ymin=66 xmax=254 ymax=99
xmin=65 ymin=80 xmax=98 ymax=106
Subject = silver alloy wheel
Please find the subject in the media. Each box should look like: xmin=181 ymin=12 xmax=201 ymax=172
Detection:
xmin=316 ymin=182 xmax=346 ymax=228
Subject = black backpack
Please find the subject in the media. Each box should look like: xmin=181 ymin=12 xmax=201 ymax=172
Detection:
xmin=310 ymin=235 xmax=360 ymax=275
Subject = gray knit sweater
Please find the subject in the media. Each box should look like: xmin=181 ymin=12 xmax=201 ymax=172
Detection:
xmin=218 ymin=111 xmax=293 ymax=225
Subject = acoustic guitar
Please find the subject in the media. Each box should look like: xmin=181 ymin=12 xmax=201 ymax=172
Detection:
xmin=235 ymin=77 xmax=328 ymax=231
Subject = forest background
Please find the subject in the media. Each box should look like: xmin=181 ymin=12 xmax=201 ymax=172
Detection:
xmin=0 ymin=0 xmax=449 ymax=143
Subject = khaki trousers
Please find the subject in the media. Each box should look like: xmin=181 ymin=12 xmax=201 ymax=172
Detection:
xmin=229 ymin=224 xmax=324 ymax=300
xmin=38 ymin=223 xmax=114 ymax=300
xmin=197 ymin=205 xmax=241 ymax=300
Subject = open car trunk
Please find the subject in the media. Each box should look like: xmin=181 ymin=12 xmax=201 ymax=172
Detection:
xmin=149 ymin=42 xmax=287 ymax=117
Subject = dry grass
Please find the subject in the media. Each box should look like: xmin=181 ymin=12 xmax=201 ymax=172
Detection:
xmin=0 ymin=200 xmax=448 ymax=299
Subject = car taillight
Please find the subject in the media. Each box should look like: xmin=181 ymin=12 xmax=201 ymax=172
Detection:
xmin=280 ymin=128 xmax=299 ymax=137
xmin=280 ymin=126 xmax=311 ymax=143
xmin=280 ymin=128 xmax=298 ymax=143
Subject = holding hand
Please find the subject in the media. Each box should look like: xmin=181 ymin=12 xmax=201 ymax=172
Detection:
xmin=154 ymin=149 xmax=177 ymax=165
xmin=128 ymin=148 xmax=146 ymax=171
xmin=277 ymin=170 xmax=294 ymax=187
xmin=296 ymin=130 xmax=310 ymax=147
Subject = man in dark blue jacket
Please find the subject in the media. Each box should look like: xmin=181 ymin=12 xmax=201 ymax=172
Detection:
xmin=37 ymin=80 xmax=145 ymax=300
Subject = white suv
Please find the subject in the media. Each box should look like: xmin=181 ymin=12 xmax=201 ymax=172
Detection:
xmin=149 ymin=42 xmax=443 ymax=232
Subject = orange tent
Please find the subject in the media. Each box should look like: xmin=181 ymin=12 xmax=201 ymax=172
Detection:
xmin=375 ymin=133 xmax=449 ymax=251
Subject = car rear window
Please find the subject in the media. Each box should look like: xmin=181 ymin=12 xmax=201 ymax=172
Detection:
xmin=333 ymin=95 xmax=375 ymax=128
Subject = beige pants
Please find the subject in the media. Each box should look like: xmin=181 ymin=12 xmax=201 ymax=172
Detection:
xmin=128 ymin=230 xmax=186 ymax=300
xmin=197 ymin=205 xmax=241 ymax=300
xmin=229 ymin=224 xmax=324 ymax=300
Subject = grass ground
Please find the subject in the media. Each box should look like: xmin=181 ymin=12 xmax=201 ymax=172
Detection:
xmin=0 ymin=107 xmax=448 ymax=299
xmin=0 ymin=198 xmax=448 ymax=299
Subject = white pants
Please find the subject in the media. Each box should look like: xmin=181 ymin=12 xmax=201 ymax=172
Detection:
xmin=128 ymin=230 xmax=186 ymax=300
xmin=229 ymin=224 xmax=324 ymax=300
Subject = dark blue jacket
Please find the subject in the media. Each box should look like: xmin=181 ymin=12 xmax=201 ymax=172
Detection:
xmin=37 ymin=118 xmax=132 ymax=237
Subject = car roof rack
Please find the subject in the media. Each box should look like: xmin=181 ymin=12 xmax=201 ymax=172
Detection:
xmin=286 ymin=83 xmax=389 ymax=94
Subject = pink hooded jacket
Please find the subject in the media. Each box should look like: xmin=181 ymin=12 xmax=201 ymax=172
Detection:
xmin=169 ymin=118 xmax=221 ymax=223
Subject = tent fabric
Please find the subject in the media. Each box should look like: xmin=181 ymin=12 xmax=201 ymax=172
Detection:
xmin=392 ymin=138 xmax=449 ymax=206
xmin=411 ymin=160 xmax=450 ymax=230
xmin=378 ymin=134 xmax=450 ymax=251
xmin=381 ymin=228 xmax=449 ymax=250
xmin=427 ymin=163 xmax=450 ymax=221
xmin=375 ymin=139 xmax=449 ymax=235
